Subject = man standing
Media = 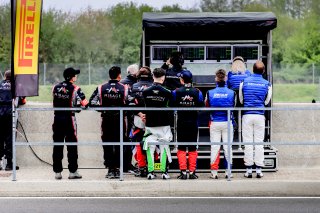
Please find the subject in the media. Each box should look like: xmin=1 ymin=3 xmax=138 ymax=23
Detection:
xmin=52 ymin=67 xmax=88 ymax=180
xmin=89 ymin=66 xmax=128 ymax=179
xmin=163 ymin=51 xmax=184 ymax=91
xmin=172 ymin=70 xmax=204 ymax=179
xmin=239 ymin=61 xmax=272 ymax=178
xmin=206 ymin=69 xmax=236 ymax=179
xmin=0 ymin=71 xmax=15 ymax=170
xmin=142 ymin=68 xmax=173 ymax=180
xmin=129 ymin=66 xmax=153 ymax=177
xmin=120 ymin=64 xmax=139 ymax=89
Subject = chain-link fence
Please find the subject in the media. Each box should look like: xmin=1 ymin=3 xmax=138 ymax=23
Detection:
xmin=273 ymin=63 xmax=320 ymax=84
xmin=38 ymin=63 xmax=130 ymax=85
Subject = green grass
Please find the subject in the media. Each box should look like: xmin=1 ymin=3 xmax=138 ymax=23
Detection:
xmin=273 ymin=84 xmax=319 ymax=103
xmin=27 ymin=84 xmax=319 ymax=103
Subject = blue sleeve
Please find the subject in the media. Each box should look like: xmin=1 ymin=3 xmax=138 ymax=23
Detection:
xmin=198 ymin=91 xmax=204 ymax=107
xmin=227 ymin=72 xmax=233 ymax=88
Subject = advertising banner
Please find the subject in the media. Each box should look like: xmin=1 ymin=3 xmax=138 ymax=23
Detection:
xmin=13 ymin=0 xmax=42 ymax=96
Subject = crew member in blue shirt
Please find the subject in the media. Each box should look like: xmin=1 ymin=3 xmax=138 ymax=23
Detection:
xmin=239 ymin=60 xmax=272 ymax=178
xmin=206 ymin=69 xmax=236 ymax=179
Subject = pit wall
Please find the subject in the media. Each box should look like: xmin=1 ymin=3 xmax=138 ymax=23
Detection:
xmin=16 ymin=103 xmax=320 ymax=169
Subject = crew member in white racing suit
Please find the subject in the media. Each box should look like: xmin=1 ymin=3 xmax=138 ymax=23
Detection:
xmin=206 ymin=69 xmax=236 ymax=179
xmin=142 ymin=68 xmax=173 ymax=180
xmin=239 ymin=60 xmax=272 ymax=178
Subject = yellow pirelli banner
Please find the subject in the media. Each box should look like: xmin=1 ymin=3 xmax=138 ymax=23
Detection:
xmin=13 ymin=0 xmax=42 ymax=96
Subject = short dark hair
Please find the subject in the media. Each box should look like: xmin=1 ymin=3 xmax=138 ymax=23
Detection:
xmin=215 ymin=69 xmax=226 ymax=82
xmin=170 ymin=51 xmax=184 ymax=66
xmin=4 ymin=70 xmax=11 ymax=80
xmin=152 ymin=68 xmax=166 ymax=78
xmin=138 ymin=66 xmax=152 ymax=79
xmin=253 ymin=61 xmax=265 ymax=74
xmin=109 ymin=66 xmax=121 ymax=79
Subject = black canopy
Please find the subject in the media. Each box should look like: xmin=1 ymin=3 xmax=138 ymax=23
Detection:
xmin=143 ymin=12 xmax=277 ymax=31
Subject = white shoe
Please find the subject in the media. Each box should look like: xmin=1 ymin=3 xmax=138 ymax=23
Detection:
xmin=256 ymin=172 xmax=264 ymax=178
xmin=225 ymin=171 xmax=233 ymax=178
xmin=162 ymin=172 xmax=170 ymax=180
xmin=68 ymin=171 xmax=82 ymax=179
xmin=55 ymin=172 xmax=62 ymax=180
xmin=244 ymin=171 xmax=252 ymax=178
xmin=210 ymin=170 xmax=218 ymax=179
xmin=147 ymin=172 xmax=156 ymax=180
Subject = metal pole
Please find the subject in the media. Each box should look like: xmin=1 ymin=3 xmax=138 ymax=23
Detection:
xmin=318 ymin=77 xmax=320 ymax=102
xmin=12 ymin=100 xmax=17 ymax=181
xmin=43 ymin=63 xmax=46 ymax=85
xmin=227 ymin=109 xmax=231 ymax=181
xmin=88 ymin=62 xmax=91 ymax=85
xmin=142 ymin=30 xmax=146 ymax=66
xmin=174 ymin=111 xmax=177 ymax=147
xmin=312 ymin=63 xmax=315 ymax=85
xmin=238 ymin=109 xmax=242 ymax=150
xmin=120 ymin=110 xmax=124 ymax=181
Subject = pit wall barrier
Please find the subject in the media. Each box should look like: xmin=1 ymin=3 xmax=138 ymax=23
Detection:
xmin=13 ymin=103 xmax=320 ymax=180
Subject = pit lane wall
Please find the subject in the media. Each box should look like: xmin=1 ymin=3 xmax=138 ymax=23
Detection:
xmin=16 ymin=103 xmax=320 ymax=169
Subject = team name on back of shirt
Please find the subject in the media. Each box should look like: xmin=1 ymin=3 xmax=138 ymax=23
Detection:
xmin=179 ymin=95 xmax=195 ymax=106
xmin=213 ymin=93 xmax=228 ymax=98
xmin=247 ymin=82 xmax=266 ymax=87
xmin=146 ymin=95 xmax=165 ymax=102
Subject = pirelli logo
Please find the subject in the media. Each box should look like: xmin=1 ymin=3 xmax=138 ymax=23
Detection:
xmin=14 ymin=0 xmax=42 ymax=75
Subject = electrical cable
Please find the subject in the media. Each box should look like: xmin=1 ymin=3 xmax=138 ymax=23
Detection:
xmin=17 ymin=120 xmax=106 ymax=170
xmin=17 ymin=120 xmax=53 ymax=166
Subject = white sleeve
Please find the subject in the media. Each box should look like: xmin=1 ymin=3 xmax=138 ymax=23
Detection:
xmin=265 ymin=85 xmax=272 ymax=105
xmin=239 ymin=82 xmax=244 ymax=104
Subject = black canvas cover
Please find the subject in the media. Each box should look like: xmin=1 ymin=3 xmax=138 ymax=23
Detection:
xmin=143 ymin=12 xmax=277 ymax=31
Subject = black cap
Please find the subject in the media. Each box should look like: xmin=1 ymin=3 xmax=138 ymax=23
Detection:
xmin=63 ymin=67 xmax=80 ymax=80
xmin=177 ymin=70 xmax=192 ymax=82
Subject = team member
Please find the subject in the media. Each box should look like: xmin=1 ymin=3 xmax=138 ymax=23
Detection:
xmin=89 ymin=66 xmax=128 ymax=179
xmin=227 ymin=56 xmax=251 ymax=96
xmin=239 ymin=61 xmax=272 ymax=178
xmin=0 ymin=71 xmax=17 ymax=170
xmin=120 ymin=64 xmax=139 ymax=173
xmin=206 ymin=69 xmax=236 ymax=179
xmin=129 ymin=66 xmax=153 ymax=177
xmin=142 ymin=68 xmax=173 ymax=180
xmin=227 ymin=56 xmax=251 ymax=142
xmin=52 ymin=67 xmax=88 ymax=180
xmin=120 ymin=64 xmax=139 ymax=89
xmin=163 ymin=51 xmax=184 ymax=90
xmin=172 ymin=70 xmax=204 ymax=179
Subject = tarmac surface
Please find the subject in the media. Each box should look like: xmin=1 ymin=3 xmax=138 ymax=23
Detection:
xmin=1 ymin=167 xmax=320 ymax=197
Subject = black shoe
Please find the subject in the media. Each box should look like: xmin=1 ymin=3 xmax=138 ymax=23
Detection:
xmin=177 ymin=171 xmax=187 ymax=180
xmin=135 ymin=167 xmax=147 ymax=177
xmin=5 ymin=165 xmax=19 ymax=171
xmin=106 ymin=169 xmax=115 ymax=179
xmin=189 ymin=172 xmax=198 ymax=179
xmin=114 ymin=169 xmax=120 ymax=179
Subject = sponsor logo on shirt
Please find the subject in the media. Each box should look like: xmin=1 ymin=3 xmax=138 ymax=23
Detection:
xmin=247 ymin=82 xmax=265 ymax=87
xmin=213 ymin=93 xmax=228 ymax=98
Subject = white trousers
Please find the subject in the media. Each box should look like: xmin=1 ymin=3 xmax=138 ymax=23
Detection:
xmin=242 ymin=114 xmax=265 ymax=167
xmin=210 ymin=122 xmax=233 ymax=169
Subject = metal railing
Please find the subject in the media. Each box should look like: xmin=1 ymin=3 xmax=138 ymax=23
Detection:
xmin=11 ymin=106 xmax=320 ymax=181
